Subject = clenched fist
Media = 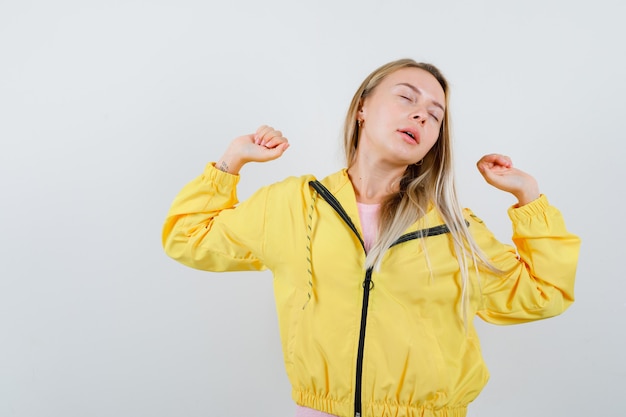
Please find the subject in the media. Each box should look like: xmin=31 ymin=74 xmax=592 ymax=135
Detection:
xmin=476 ymin=154 xmax=540 ymax=206
xmin=216 ymin=125 xmax=290 ymax=175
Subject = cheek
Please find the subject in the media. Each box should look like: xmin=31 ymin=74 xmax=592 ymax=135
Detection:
xmin=426 ymin=126 xmax=441 ymax=145
xmin=366 ymin=108 xmax=394 ymax=131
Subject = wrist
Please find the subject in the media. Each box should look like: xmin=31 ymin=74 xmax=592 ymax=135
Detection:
xmin=215 ymin=156 xmax=244 ymax=175
xmin=514 ymin=187 xmax=540 ymax=206
xmin=216 ymin=154 xmax=245 ymax=175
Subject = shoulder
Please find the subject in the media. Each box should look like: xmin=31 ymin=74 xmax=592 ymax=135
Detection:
xmin=460 ymin=207 xmax=498 ymax=244
xmin=266 ymin=173 xmax=318 ymax=194
xmin=266 ymin=170 xmax=346 ymax=194
xmin=462 ymin=207 xmax=487 ymax=226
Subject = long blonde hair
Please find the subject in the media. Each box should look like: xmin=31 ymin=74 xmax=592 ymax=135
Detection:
xmin=343 ymin=59 xmax=497 ymax=322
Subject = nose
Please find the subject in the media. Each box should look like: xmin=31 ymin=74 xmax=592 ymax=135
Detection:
xmin=411 ymin=110 xmax=428 ymax=125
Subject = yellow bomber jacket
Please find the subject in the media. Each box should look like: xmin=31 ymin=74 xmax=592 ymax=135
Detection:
xmin=162 ymin=163 xmax=581 ymax=417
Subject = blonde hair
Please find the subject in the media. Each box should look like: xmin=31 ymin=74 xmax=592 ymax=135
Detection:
xmin=343 ymin=59 xmax=498 ymax=322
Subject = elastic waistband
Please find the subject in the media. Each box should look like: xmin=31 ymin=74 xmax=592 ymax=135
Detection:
xmin=293 ymin=389 xmax=468 ymax=417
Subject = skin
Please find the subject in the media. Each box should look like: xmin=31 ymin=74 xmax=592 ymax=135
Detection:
xmin=476 ymin=154 xmax=540 ymax=206
xmin=216 ymin=69 xmax=540 ymax=207
xmin=217 ymin=124 xmax=290 ymax=175
xmin=349 ymin=67 xmax=447 ymax=203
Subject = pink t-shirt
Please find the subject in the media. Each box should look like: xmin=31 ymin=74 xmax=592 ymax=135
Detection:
xmin=295 ymin=405 xmax=338 ymax=417
xmin=357 ymin=202 xmax=380 ymax=252
xmin=295 ymin=203 xmax=380 ymax=417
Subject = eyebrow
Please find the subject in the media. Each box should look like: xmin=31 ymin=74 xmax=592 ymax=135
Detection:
xmin=395 ymin=83 xmax=445 ymax=112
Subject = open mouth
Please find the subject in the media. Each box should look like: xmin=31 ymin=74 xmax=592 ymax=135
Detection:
xmin=400 ymin=130 xmax=418 ymax=143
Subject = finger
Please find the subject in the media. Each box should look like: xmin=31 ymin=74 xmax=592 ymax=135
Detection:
xmin=476 ymin=157 xmax=495 ymax=173
xmin=477 ymin=153 xmax=501 ymax=164
xmin=496 ymin=155 xmax=512 ymax=168
xmin=260 ymin=129 xmax=283 ymax=146
xmin=260 ymin=141 xmax=290 ymax=161
xmin=476 ymin=161 xmax=493 ymax=177
xmin=477 ymin=154 xmax=494 ymax=171
xmin=254 ymin=125 xmax=273 ymax=144
xmin=263 ymin=135 xmax=288 ymax=149
xmin=255 ymin=126 xmax=281 ymax=146
xmin=274 ymin=142 xmax=290 ymax=155
xmin=478 ymin=153 xmax=511 ymax=170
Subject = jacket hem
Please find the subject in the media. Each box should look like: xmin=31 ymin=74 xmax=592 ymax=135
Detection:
xmin=293 ymin=388 xmax=468 ymax=417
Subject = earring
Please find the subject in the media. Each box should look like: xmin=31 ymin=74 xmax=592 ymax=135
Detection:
xmin=357 ymin=119 xmax=363 ymax=127
xmin=414 ymin=159 xmax=423 ymax=166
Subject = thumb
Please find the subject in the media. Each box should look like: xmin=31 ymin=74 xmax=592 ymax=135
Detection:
xmin=260 ymin=142 xmax=290 ymax=161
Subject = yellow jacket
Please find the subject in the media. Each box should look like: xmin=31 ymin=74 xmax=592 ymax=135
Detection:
xmin=162 ymin=163 xmax=580 ymax=417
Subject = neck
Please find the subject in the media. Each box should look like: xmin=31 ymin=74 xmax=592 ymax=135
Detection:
xmin=347 ymin=154 xmax=407 ymax=204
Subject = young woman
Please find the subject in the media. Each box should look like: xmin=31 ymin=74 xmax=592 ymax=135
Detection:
xmin=162 ymin=59 xmax=580 ymax=417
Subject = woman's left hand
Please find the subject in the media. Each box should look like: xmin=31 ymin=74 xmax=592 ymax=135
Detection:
xmin=476 ymin=154 xmax=540 ymax=206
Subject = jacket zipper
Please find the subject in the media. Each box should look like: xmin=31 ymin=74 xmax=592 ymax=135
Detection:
xmin=354 ymin=267 xmax=373 ymax=417
xmin=309 ymin=181 xmax=453 ymax=417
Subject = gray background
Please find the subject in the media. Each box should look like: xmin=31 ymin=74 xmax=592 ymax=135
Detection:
xmin=1 ymin=0 xmax=624 ymax=416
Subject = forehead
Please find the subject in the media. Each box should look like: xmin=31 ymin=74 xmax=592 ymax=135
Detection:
xmin=379 ymin=67 xmax=445 ymax=102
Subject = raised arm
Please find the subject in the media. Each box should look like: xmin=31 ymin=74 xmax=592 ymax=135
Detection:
xmin=162 ymin=125 xmax=289 ymax=272
xmin=472 ymin=153 xmax=581 ymax=324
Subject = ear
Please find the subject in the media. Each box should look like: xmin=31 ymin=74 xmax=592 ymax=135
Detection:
xmin=358 ymin=100 xmax=366 ymax=119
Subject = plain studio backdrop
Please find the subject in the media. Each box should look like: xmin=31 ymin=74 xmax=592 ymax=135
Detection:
xmin=1 ymin=0 xmax=624 ymax=416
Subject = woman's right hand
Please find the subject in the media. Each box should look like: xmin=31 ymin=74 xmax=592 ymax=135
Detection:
xmin=216 ymin=125 xmax=290 ymax=175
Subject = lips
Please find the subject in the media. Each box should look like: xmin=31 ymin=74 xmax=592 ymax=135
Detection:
xmin=398 ymin=128 xmax=420 ymax=144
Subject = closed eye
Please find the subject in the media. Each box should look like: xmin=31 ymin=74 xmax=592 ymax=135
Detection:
xmin=430 ymin=113 xmax=440 ymax=122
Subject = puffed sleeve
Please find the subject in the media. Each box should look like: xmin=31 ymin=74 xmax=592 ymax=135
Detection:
xmin=468 ymin=195 xmax=581 ymax=324
xmin=162 ymin=162 xmax=269 ymax=272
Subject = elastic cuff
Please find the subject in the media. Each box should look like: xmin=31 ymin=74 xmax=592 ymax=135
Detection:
xmin=507 ymin=194 xmax=549 ymax=221
xmin=203 ymin=162 xmax=240 ymax=186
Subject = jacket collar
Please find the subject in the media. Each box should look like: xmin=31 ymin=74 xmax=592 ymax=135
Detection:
xmin=316 ymin=169 xmax=446 ymax=236
xmin=317 ymin=169 xmax=363 ymax=236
